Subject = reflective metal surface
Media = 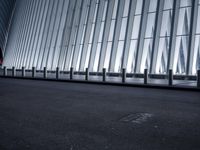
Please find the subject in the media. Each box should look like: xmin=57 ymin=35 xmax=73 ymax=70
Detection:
xmin=0 ymin=0 xmax=15 ymax=55
xmin=2 ymin=0 xmax=200 ymax=76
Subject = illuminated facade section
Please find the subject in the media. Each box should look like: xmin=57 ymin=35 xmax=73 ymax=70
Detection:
xmin=3 ymin=0 xmax=200 ymax=75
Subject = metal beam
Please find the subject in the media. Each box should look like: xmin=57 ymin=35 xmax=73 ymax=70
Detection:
xmin=23 ymin=0 xmax=41 ymax=69
xmin=98 ymin=0 xmax=115 ymax=72
xmin=186 ymin=0 xmax=199 ymax=75
xmin=134 ymin=0 xmax=150 ymax=73
xmin=51 ymin=0 xmax=69 ymax=70
xmin=88 ymin=0 xmax=105 ymax=71
xmin=167 ymin=0 xmax=181 ymax=72
xmin=39 ymin=0 xmax=56 ymax=70
xmin=71 ymin=0 xmax=90 ymax=70
xmin=45 ymin=0 xmax=62 ymax=69
xmin=64 ymin=0 xmax=83 ymax=71
xmin=57 ymin=0 xmax=77 ymax=70
xmin=150 ymin=0 xmax=165 ymax=74
xmin=11 ymin=1 xmax=27 ymax=68
xmin=21 ymin=0 xmax=38 ymax=68
xmin=15 ymin=0 xmax=33 ymax=69
xmin=28 ymin=0 xmax=46 ymax=69
xmin=36 ymin=0 xmax=54 ymax=70
xmin=121 ymin=0 xmax=137 ymax=69
xmin=32 ymin=0 xmax=51 ymax=69
xmin=79 ymin=0 xmax=97 ymax=71
xmin=109 ymin=0 xmax=125 ymax=72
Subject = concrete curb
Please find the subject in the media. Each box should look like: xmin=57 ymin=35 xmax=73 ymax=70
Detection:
xmin=0 ymin=75 xmax=200 ymax=92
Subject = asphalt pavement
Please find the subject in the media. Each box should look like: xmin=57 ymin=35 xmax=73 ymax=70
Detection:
xmin=0 ymin=78 xmax=200 ymax=150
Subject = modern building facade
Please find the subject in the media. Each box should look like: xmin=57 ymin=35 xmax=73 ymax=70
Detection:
xmin=2 ymin=0 xmax=200 ymax=76
xmin=0 ymin=0 xmax=16 ymax=63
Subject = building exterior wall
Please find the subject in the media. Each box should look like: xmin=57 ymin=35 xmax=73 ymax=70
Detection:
xmin=3 ymin=0 xmax=200 ymax=75
xmin=0 ymin=0 xmax=16 ymax=58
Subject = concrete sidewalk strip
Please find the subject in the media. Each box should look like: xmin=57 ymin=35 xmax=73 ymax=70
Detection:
xmin=0 ymin=69 xmax=199 ymax=91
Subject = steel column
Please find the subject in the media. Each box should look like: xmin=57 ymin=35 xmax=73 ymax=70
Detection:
xmin=122 ymin=0 xmax=137 ymax=69
xmin=135 ymin=0 xmax=150 ymax=73
xmin=88 ymin=0 xmax=105 ymax=71
xmin=150 ymin=0 xmax=165 ymax=74
xmin=186 ymin=0 xmax=199 ymax=75
xmin=109 ymin=0 xmax=125 ymax=72
xmin=98 ymin=0 xmax=115 ymax=71
xmin=167 ymin=0 xmax=181 ymax=73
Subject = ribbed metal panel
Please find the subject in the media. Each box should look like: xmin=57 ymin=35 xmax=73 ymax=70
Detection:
xmin=0 ymin=0 xmax=16 ymax=56
xmin=3 ymin=0 xmax=200 ymax=75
